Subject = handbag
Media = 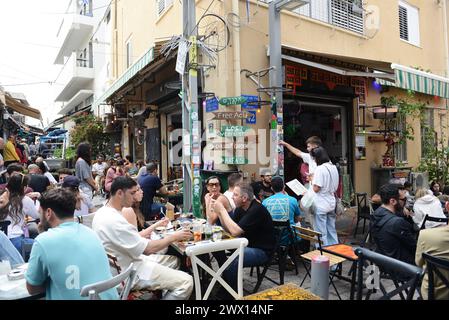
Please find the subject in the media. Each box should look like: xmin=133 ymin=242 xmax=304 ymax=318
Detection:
xmin=300 ymin=187 xmax=316 ymax=209
xmin=324 ymin=164 xmax=345 ymax=216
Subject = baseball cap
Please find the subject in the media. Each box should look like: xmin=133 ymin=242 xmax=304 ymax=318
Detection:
xmin=62 ymin=175 xmax=80 ymax=188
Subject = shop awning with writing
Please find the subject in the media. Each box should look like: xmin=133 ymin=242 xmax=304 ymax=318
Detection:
xmin=376 ymin=64 xmax=449 ymax=98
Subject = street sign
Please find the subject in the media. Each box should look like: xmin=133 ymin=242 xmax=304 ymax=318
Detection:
xmin=212 ymin=111 xmax=249 ymax=120
xmin=220 ymin=125 xmax=250 ymax=137
xmin=205 ymin=97 xmax=219 ymax=112
xmin=246 ymin=110 xmax=257 ymax=124
xmin=211 ymin=142 xmax=249 ymax=150
xmin=219 ymin=96 xmax=247 ymax=106
xmin=241 ymin=95 xmax=259 ymax=109
xmin=175 ymin=40 xmax=189 ymax=75
xmin=222 ymin=156 xmax=248 ymax=165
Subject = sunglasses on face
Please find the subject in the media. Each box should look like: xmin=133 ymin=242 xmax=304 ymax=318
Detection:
xmin=207 ymin=183 xmax=219 ymax=187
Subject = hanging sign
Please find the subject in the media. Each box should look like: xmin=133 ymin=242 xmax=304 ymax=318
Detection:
xmin=220 ymin=125 xmax=250 ymax=137
xmin=211 ymin=142 xmax=249 ymax=150
xmin=219 ymin=96 xmax=247 ymax=106
xmin=241 ymin=95 xmax=259 ymax=109
xmin=175 ymin=40 xmax=189 ymax=75
xmin=246 ymin=111 xmax=257 ymax=124
xmin=205 ymin=97 xmax=219 ymax=112
xmin=222 ymin=156 xmax=248 ymax=165
xmin=212 ymin=111 xmax=250 ymax=120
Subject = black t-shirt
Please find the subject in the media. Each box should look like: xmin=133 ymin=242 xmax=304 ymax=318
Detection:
xmin=28 ymin=174 xmax=50 ymax=193
xmin=233 ymin=200 xmax=276 ymax=253
xmin=251 ymin=181 xmax=274 ymax=202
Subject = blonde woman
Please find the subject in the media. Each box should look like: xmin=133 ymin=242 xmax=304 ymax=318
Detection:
xmin=412 ymin=188 xmax=447 ymax=229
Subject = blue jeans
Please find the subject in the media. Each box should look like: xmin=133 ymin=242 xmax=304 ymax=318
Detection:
xmin=215 ymin=247 xmax=269 ymax=291
xmin=314 ymin=210 xmax=338 ymax=247
xmin=10 ymin=236 xmax=34 ymax=255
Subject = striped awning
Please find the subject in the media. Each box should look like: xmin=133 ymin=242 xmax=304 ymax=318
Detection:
xmin=92 ymin=46 xmax=155 ymax=110
xmin=377 ymin=64 xmax=449 ymax=98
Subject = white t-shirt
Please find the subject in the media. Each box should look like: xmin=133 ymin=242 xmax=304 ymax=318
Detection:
xmin=223 ymin=190 xmax=236 ymax=210
xmin=92 ymin=162 xmax=107 ymax=176
xmin=301 ymin=152 xmax=318 ymax=175
xmin=44 ymin=172 xmax=58 ymax=185
xmin=75 ymin=193 xmax=94 ymax=217
xmin=312 ymin=162 xmax=339 ymax=213
xmin=92 ymin=205 xmax=155 ymax=280
xmin=7 ymin=196 xmax=39 ymax=239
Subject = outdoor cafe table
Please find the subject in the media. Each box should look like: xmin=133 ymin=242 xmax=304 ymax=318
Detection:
xmin=242 ymin=283 xmax=320 ymax=300
xmin=0 ymin=264 xmax=44 ymax=300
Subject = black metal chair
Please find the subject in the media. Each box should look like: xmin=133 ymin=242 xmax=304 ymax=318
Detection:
xmin=354 ymin=193 xmax=372 ymax=237
xmin=250 ymin=220 xmax=298 ymax=293
xmin=421 ymin=252 xmax=449 ymax=300
xmin=355 ymin=247 xmax=424 ymax=300
xmin=0 ymin=220 xmax=11 ymax=236
xmin=420 ymin=214 xmax=449 ymax=230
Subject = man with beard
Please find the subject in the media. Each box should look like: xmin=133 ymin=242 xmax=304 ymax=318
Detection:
xmin=25 ymin=188 xmax=118 ymax=300
xmin=371 ymin=183 xmax=417 ymax=265
xmin=251 ymin=169 xmax=274 ymax=202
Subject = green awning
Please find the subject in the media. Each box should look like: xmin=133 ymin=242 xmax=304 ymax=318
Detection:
xmin=92 ymin=46 xmax=155 ymax=109
xmin=377 ymin=64 xmax=449 ymax=98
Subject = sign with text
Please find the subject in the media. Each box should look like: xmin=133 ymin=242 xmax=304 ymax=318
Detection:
xmin=219 ymin=96 xmax=247 ymax=106
xmin=212 ymin=111 xmax=249 ymax=120
xmin=211 ymin=142 xmax=249 ymax=150
xmin=222 ymin=156 xmax=248 ymax=165
xmin=241 ymin=95 xmax=259 ymax=109
xmin=205 ymin=97 xmax=219 ymax=112
xmin=246 ymin=110 xmax=257 ymax=124
xmin=220 ymin=125 xmax=250 ymax=137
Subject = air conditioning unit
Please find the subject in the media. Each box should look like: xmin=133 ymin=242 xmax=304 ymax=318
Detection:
xmin=411 ymin=172 xmax=429 ymax=192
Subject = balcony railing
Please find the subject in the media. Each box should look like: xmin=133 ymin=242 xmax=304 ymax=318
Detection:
xmin=261 ymin=0 xmax=365 ymax=35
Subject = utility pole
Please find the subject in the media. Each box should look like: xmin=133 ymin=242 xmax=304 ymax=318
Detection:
xmin=182 ymin=0 xmax=202 ymax=217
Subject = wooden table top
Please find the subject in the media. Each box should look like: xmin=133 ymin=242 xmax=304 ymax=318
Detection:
xmin=243 ymin=283 xmax=321 ymax=300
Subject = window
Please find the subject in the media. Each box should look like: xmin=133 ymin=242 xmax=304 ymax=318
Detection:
xmin=157 ymin=0 xmax=174 ymax=17
xmin=394 ymin=115 xmax=407 ymax=162
xmin=421 ymin=109 xmax=434 ymax=158
xmin=399 ymin=1 xmax=420 ymax=46
xmin=105 ymin=10 xmax=111 ymax=24
xmin=126 ymin=40 xmax=132 ymax=68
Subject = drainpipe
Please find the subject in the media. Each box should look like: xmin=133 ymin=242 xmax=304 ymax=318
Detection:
xmin=232 ymin=0 xmax=241 ymax=97
xmin=443 ymin=0 xmax=449 ymax=77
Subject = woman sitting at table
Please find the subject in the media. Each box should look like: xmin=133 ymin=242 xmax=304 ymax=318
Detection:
xmin=122 ymin=184 xmax=148 ymax=232
xmin=104 ymin=159 xmax=125 ymax=193
xmin=203 ymin=176 xmax=232 ymax=225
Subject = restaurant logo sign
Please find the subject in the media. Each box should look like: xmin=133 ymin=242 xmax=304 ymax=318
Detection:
xmin=222 ymin=156 xmax=248 ymax=165
xmin=219 ymin=96 xmax=247 ymax=106
xmin=212 ymin=111 xmax=250 ymax=120
xmin=220 ymin=126 xmax=250 ymax=137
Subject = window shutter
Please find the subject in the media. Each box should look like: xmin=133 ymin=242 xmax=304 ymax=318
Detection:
xmin=399 ymin=5 xmax=409 ymax=41
xmin=157 ymin=0 xmax=165 ymax=16
xmin=399 ymin=1 xmax=420 ymax=46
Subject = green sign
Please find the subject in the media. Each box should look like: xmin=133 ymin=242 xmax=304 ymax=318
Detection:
xmin=220 ymin=125 xmax=249 ymax=137
xmin=222 ymin=156 xmax=248 ymax=165
xmin=219 ymin=96 xmax=247 ymax=106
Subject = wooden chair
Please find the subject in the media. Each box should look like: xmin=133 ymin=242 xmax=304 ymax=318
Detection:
xmin=294 ymin=226 xmax=346 ymax=299
xmin=80 ymin=263 xmax=137 ymax=300
xmin=354 ymin=193 xmax=372 ymax=237
xmin=355 ymin=247 xmax=424 ymax=300
xmin=422 ymin=252 xmax=449 ymax=300
xmin=420 ymin=214 xmax=449 ymax=230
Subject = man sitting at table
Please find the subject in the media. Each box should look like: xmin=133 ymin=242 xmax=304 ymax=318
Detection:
xmin=92 ymin=176 xmax=193 ymax=300
xmin=138 ymin=162 xmax=177 ymax=220
xmin=25 ymin=188 xmax=118 ymax=300
xmin=212 ymin=183 xmax=276 ymax=293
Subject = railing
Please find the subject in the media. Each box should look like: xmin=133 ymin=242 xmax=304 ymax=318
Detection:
xmin=260 ymin=0 xmax=365 ymax=35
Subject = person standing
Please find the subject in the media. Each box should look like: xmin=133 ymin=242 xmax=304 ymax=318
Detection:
xmin=3 ymin=134 xmax=20 ymax=167
xmin=25 ymin=188 xmax=118 ymax=300
xmin=310 ymin=147 xmax=339 ymax=247
xmin=75 ymin=142 xmax=97 ymax=199
xmin=92 ymin=155 xmax=107 ymax=193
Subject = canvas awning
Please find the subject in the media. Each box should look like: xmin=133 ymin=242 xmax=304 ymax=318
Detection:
xmin=377 ymin=64 xmax=449 ymax=98
xmin=5 ymin=94 xmax=42 ymax=119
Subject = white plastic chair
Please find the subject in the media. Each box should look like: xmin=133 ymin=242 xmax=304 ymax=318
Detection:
xmin=185 ymin=238 xmax=248 ymax=300
xmin=80 ymin=263 xmax=137 ymax=300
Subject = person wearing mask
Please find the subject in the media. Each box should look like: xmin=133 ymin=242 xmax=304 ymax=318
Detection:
xmin=25 ymin=188 xmax=118 ymax=300
xmin=310 ymin=146 xmax=339 ymax=247
xmin=3 ymin=134 xmax=20 ymax=167
xmin=75 ymin=142 xmax=97 ymax=199
xmin=371 ymin=183 xmax=417 ymax=265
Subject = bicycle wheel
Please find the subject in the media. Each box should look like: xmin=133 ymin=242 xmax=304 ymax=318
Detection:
xmin=196 ymin=14 xmax=230 ymax=53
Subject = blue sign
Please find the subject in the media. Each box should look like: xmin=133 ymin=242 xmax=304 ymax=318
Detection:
xmin=206 ymin=97 xmax=219 ymax=112
xmin=241 ymin=95 xmax=259 ymax=109
xmin=246 ymin=111 xmax=257 ymax=124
